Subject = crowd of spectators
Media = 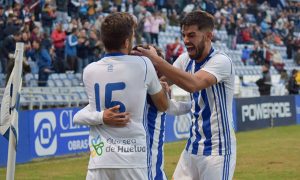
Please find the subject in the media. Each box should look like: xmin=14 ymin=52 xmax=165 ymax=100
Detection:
xmin=0 ymin=0 xmax=298 ymax=87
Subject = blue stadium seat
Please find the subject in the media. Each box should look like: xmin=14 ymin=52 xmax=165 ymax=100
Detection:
xmin=55 ymin=79 xmax=64 ymax=87
xmin=63 ymin=79 xmax=72 ymax=86
xmin=47 ymin=79 xmax=55 ymax=87
xmin=59 ymin=73 xmax=67 ymax=79
xmin=49 ymin=73 xmax=59 ymax=80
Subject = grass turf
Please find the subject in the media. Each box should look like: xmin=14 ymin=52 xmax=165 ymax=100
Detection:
xmin=1 ymin=125 xmax=300 ymax=179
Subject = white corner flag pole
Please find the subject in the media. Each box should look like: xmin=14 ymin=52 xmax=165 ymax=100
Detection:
xmin=6 ymin=43 xmax=24 ymax=180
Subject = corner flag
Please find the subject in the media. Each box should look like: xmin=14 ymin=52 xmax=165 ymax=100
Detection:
xmin=0 ymin=42 xmax=24 ymax=180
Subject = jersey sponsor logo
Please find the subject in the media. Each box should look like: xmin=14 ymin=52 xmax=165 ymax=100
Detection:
xmin=91 ymin=135 xmax=105 ymax=157
xmin=241 ymin=102 xmax=292 ymax=122
xmin=90 ymin=136 xmax=146 ymax=157
xmin=107 ymin=64 xmax=113 ymax=72
xmin=174 ymin=114 xmax=192 ymax=139
xmin=34 ymin=112 xmax=57 ymax=156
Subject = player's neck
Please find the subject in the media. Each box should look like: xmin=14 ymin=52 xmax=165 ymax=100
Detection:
xmin=195 ymin=45 xmax=211 ymax=63
xmin=106 ymin=49 xmax=128 ymax=55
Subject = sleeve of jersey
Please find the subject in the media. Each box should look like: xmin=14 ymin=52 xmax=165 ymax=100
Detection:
xmin=73 ymin=104 xmax=104 ymax=125
xmin=144 ymin=57 xmax=162 ymax=95
xmin=173 ymin=52 xmax=189 ymax=70
xmin=166 ymin=99 xmax=192 ymax=116
xmin=201 ymin=54 xmax=232 ymax=83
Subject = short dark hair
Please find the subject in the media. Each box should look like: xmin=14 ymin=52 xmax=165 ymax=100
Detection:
xmin=180 ymin=10 xmax=214 ymax=32
xmin=101 ymin=12 xmax=136 ymax=51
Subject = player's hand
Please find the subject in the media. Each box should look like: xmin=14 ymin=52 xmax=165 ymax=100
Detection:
xmin=137 ymin=45 xmax=158 ymax=58
xmin=103 ymin=105 xmax=130 ymax=127
xmin=160 ymin=81 xmax=170 ymax=94
xmin=131 ymin=45 xmax=159 ymax=60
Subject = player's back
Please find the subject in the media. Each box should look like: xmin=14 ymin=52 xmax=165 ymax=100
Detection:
xmin=83 ymin=54 xmax=160 ymax=169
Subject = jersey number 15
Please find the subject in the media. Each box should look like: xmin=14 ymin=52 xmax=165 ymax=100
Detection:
xmin=94 ymin=82 xmax=126 ymax=112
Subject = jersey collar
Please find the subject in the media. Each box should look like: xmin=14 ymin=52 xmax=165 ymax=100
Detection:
xmin=103 ymin=52 xmax=126 ymax=57
xmin=195 ymin=47 xmax=214 ymax=67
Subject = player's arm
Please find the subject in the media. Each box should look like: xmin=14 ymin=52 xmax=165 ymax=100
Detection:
xmin=73 ymin=104 xmax=130 ymax=127
xmin=159 ymin=53 xmax=189 ymax=86
xmin=160 ymin=81 xmax=191 ymax=115
xmin=136 ymin=47 xmax=223 ymax=93
xmin=145 ymin=57 xmax=169 ymax=112
xmin=167 ymin=99 xmax=192 ymax=116
xmin=150 ymin=91 xmax=169 ymax=112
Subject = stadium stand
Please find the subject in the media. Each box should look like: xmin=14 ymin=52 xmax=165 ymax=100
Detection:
xmin=0 ymin=0 xmax=299 ymax=108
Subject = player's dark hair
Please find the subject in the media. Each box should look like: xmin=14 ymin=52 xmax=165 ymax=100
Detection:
xmin=101 ymin=12 xmax=136 ymax=51
xmin=180 ymin=10 xmax=214 ymax=32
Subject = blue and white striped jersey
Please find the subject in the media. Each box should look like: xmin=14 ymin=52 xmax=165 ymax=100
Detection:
xmin=173 ymin=49 xmax=236 ymax=156
xmin=146 ymin=95 xmax=167 ymax=180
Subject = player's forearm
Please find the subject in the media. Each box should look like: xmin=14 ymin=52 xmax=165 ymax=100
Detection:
xmin=73 ymin=106 xmax=103 ymax=125
xmin=167 ymin=99 xmax=192 ymax=116
xmin=154 ymin=57 xmax=200 ymax=93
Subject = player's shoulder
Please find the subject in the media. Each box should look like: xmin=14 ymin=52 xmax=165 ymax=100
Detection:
xmin=83 ymin=62 xmax=97 ymax=74
xmin=134 ymin=55 xmax=152 ymax=65
xmin=176 ymin=52 xmax=190 ymax=62
xmin=173 ymin=52 xmax=190 ymax=68
xmin=209 ymin=51 xmax=232 ymax=65
xmin=211 ymin=51 xmax=232 ymax=61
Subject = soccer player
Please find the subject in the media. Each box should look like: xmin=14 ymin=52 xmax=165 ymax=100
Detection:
xmin=134 ymin=10 xmax=236 ymax=180
xmin=81 ymin=12 xmax=168 ymax=180
xmin=74 ymin=46 xmax=191 ymax=180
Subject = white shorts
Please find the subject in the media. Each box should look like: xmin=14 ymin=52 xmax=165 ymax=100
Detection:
xmin=86 ymin=168 xmax=148 ymax=180
xmin=173 ymin=151 xmax=236 ymax=180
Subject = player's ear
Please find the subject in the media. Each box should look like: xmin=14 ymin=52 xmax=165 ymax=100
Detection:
xmin=206 ymin=31 xmax=213 ymax=41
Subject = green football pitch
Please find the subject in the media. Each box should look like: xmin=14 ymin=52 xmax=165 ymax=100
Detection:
xmin=1 ymin=125 xmax=300 ymax=180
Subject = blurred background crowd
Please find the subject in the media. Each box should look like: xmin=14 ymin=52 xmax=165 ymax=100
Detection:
xmin=0 ymin=0 xmax=299 ymax=94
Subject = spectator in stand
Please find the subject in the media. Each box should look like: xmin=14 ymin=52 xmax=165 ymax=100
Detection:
xmin=169 ymin=9 xmax=180 ymax=26
xmin=225 ymin=14 xmax=237 ymax=49
xmin=252 ymin=26 xmax=264 ymax=42
xmin=77 ymin=29 xmax=89 ymax=73
xmin=67 ymin=18 xmax=79 ymax=33
xmin=87 ymin=29 xmax=102 ymax=63
xmin=165 ymin=37 xmax=184 ymax=64
xmin=150 ymin=11 xmax=165 ymax=46
xmin=256 ymin=64 xmax=272 ymax=96
xmin=21 ymin=31 xmax=32 ymax=56
xmin=1 ymin=31 xmax=22 ymax=74
xmin=241 ymin=46 xmax=251 ymax=65
xmin=285 ymin=33 xmax=294 ymax=59
xmin=143 ymin=10 xmax=152 ymax=44
xmin=0 ymin=5 xmax=7 ymax=42
xmin=241 ymin=27 xmax=253 ymax=44
xmin=287 ymin=69 xmax=299 ymax=95
xmin=41 ymin=3 xmax=56 ymax=36
xmin=55 ymin=0 xmax=69 ymax=25
xmin=79 ymin=1 xmax=89 ymax=21
xmin=3 ymin=14 xmax=21 ymax=37
xmin=294 ymin=48 xmax=300 ymax=65
xmin=251 ymin=41 xmax=265 ymax=65
xmin=51 ymin=23 xmax=67 ymax=73
xmin=87 ymin=0 xmax=97 ymax=22
xmin=30 ymin=25 xmax=41 ymax=42
xmin=279 ymin=69 xmax=289 ymax=86
xmin=272 ymin=50 xmax=285 ymax=71
xmin=65 ymin=28 xmax=78 ymax=72
xmin=31 ymin=39 xmax=53 ymax=87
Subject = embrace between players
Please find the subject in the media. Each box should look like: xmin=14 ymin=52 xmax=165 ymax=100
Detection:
xmin=73 ymin=10 xmax=236 ymax=180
